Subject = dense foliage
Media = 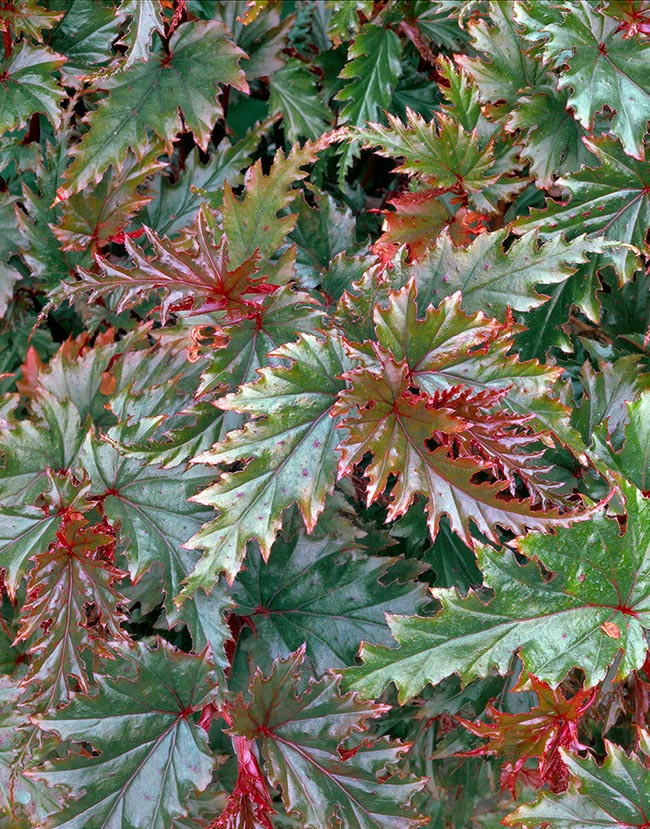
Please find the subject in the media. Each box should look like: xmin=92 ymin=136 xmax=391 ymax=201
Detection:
xmin=2 ymin=0 xmax=650 ymax=826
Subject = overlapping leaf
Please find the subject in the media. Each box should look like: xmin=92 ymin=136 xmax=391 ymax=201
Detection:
xmin=505 ymin=738 xmax=650 ymax=828
xmin=345 ymin=481 xmax=648 ymax=702
xmin=335 ymin=279 xmax=582 ymax=548
xmin=59 ymin=20 xmax=248 ymax=198
xmin=34 ymin=643 xmax=215 ymax=829
xmin=230 ymin=648 xmax=426 ymax=829
xmin=539 ymin=0 xmax=650 ymax=159
xmin=231 ymin=532 xmax=429 ymax=674
xmin=183 ymin=332 xmax=353 ymax=594
xmin=515 ymin=136 xmax=650 ymax=251
xmin=68 ymin=207 xmax=272 ymax=324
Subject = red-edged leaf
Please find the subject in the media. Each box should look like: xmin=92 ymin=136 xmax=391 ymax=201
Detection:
xmin=229 ymin=647 xmax=427 ymax=829
xmin=68 ymin=206 xmax=273 ymax=324
xmin=14 ymin=516 xmax=128 ymax=705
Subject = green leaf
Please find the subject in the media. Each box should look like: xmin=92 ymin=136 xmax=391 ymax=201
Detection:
xmin=231 ymin=531 xmax=429 ymax=674
xmin=456 ymin=0 xmax=544 ymax=107
xmin=540 ymin=0 xmax=650 ymax=160
xmin=409 ymin=229 xmax=613 ymax=319
xmin=269 ymin=59 xmax=332 ymax=143
xmin=358 ymin=110 xmax=500 ymax=193
xmin=212 ymin=0 xmax=293 ymax=81
xmin=514 ymin=136 xmax=650 ymax=251
xmin=117 ymin=0 xmax=164 ymax=69
xmin=574 ymin=355 xmax=650 ymax=448
xmin=15 ymin=134 xmax=89 ymax=288
xmin=335 ymin=23 xmax=402 ymax=178
xmin=182 ymin=332 xmax=353 ymax=594
xmin=0 ymin=41 xmax=66 ymax=132
xmin=292 ymin=191 xmax=358 ymax=288
xmin=345 ymin=480 xmax=650 ymax=702
xmin=79 ymin=436 xmax=215 ymax=625
xmin=592 ymin=392 xmax=650 ymax=492
xmin=504 ymin=739 xmax=650 ymax=828
xmin=506 ymin=86 xmax=594 ymax=187
xmin=0 ymin=393 xmax=86 ymax=508
xmin=230 ymin=647 xmax=426 ymax=829
xmin=34 ymin=642 xmax=215 ymax=829
xmin=436 ymin=55 xmax=481 ymax=133
xmin=49 ymin=0 xmax=124 ymax=79
xmin=0 ymin=193 xmax=23 ymax=316
xmin=52 ymin=141 xmax=166 ymax=251
xmin=221 ymin=132 xmax=342 ymax=273
xmin=59 ymin=20 xmax=248 ymax=198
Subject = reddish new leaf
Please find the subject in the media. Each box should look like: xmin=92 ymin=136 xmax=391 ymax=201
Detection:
xmin=459 ymin=676 xmax=596 ymax=795
xmin=209 ymin=735 xmax=274 ymax=829
xmin=68 ymin=206 xmax=274 ymax=324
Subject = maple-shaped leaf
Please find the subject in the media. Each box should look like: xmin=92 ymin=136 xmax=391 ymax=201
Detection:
xmin=79 ymin=435 xmax=214 ymax=627
xmin=0 ymin=41 xmax=66 ymax=133
xmin=344 ymin=480 xmax=650 ymax=703
xmin=592 ymin=392 xmax=650 ymax=492
xmin=514 ymin=136 xmax=650 ymax=251
xmin=335 ymin=279 xmax=583 ymax=546
xmin=456 ymin=0 xmax=545 ymax=107
xmin=335 ymin=349 xmax=575 ymax=549
xmin=14 ymin=516 xmax=128 ymax=706
xmin=69 ymin=206 xmax=272 ymax=325
xmin=358 ymin=110 xmax=500 ymax=193
xmin=117 ymin=0 xmax=165 ymax=69
xmin=58 ymin=20 xmax=248 ymax=199
xmin=335 ymin=23 xmax=403 ymax=178
xmin=182 ymin=332 xmax=353 ymax=595
xmin=408 ymin=229 xmax=613 ymax=318
xmin=220 ymin=131 xmax=344 ymax=274
xmin=459 ymin=676 xmax=595 ymax=795
xmin=33 ymin=642 xmax=215 ymax=829
xmin=229 ymin=647 xmax=426 ymax=829
xmin=269 ymin=59 xmax=332 ymax=143
xmin=231 ymin=531 xmax=429 ymax=675
xmin=539 ymin=1 xmax=650 ymax=160
xmin=51 ymin=141 xmax=166 ymax=252
xmin=504 ymin=737 xmax=650 ymax=828
xmin=506 ymin=86 xmax=594 ymax=187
